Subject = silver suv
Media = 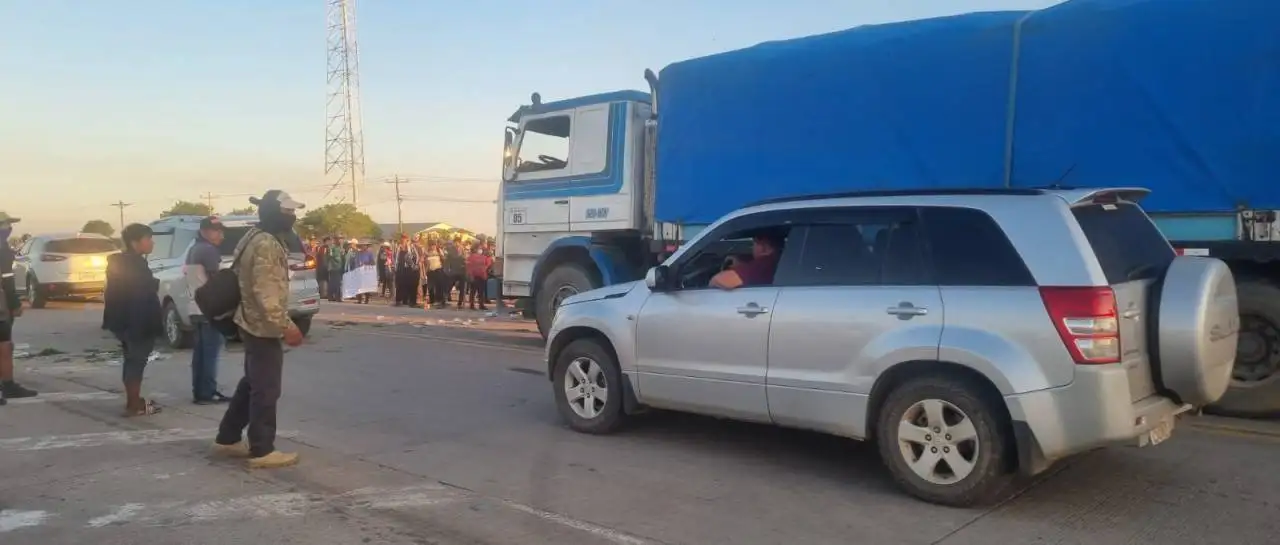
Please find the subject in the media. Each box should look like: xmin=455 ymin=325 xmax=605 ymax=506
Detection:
xmin=147 ymin=215 xmax=321 ymax=349
xmin=544 ymin=187 xmax=1238 ymax=506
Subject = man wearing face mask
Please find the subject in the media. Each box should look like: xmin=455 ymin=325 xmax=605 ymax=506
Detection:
xmin=0 ymin=212 xmax=38 ymax=405
xmin=211 ymin=191 xmax=304 ymax=468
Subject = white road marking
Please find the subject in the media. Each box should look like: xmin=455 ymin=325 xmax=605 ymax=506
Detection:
xmin=6 ymin=392 xmax=120 ymax=404
xmin=80 ymin=484 xmax=457 ymax=528
xmin=86 ymin=504 xmax=144 ymax=528
xmin=6 ymin=392 xmax=173 ymax=405
xmin=0 ymin=428 xmax=295 ymax=452
xmin=0 ymin=510 xmax=52 ymax=533
xmin=502 ymin=501 xmax=657 ymax=545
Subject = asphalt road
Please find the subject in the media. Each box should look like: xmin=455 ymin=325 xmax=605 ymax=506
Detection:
xmin=3 ymin=300 xmax=1279 ymax=544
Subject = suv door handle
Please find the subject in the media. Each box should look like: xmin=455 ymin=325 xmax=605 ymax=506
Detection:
xmin=886 ymin=302 xmax=928 ymax=319
xmin=736 ymin=303 xmax=770 ymax=317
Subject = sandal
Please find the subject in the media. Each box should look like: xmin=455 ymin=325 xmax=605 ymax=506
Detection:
xmin=125 ymin=398 xmax=163 ymax=417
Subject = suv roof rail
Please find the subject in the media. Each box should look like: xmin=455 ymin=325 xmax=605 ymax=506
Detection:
xmin=747 ymin=187 xmax=1045 ymax=207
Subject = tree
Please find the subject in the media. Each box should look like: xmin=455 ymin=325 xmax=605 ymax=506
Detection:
xmin=160 ymin=200 xmax=213 ymax=218
xmin=81 ymin=219 xmax=115 ymax=237
xmin=296 ymin=203 xmax=381 ymax=240
xmin=228 ymin=206 xmax=256 ymax=216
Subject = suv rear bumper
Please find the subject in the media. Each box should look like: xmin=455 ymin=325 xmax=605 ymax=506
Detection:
xmin=1004 ymin=364 xmax=1192 ymax=476
xmin=38 ymin=281 xmax=106 ymax=296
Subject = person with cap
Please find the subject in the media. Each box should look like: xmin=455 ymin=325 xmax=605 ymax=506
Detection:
xmin=376 ymin=241 xmax=393 ymax=298
xmin=0 ymin=211 xmax=38 ymax=405
xmin=186 ymin=216 xmax=231 ymax=405
xmin=212 ymin=190 xmax=304 ymax=469
xmin=104 ymin=223 xmax=164 ymax=416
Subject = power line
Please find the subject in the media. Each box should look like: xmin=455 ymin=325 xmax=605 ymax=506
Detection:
xmin=400 ymin=195 xmax=497 ymax=204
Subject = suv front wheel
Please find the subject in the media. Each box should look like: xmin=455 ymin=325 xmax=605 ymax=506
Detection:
xmin=553 ymin=338 xmax=627 ymax=434
xmin=876 ymin=376 xmax=1013 ymax=507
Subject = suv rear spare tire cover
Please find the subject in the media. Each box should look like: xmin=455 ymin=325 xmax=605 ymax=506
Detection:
xmin=1155 ymin=256 xmax=1238 ymax=407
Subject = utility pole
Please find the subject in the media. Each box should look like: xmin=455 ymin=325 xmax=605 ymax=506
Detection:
xmin=109 ymin=201 xmax=132 ymax=233
xmin=385 ymin=175 xmax=408 ymax=235
xmin=200 ymin=191 xmax=215 ymax=212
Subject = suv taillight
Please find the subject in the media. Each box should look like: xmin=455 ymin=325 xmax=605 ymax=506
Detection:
xmin=41 ymin=254 xmax=67 ymax=262
xmin=1039 ymin=286 xmax=1121 ymax=364
xmin=289 ymin=256 xmax=317 ymax=271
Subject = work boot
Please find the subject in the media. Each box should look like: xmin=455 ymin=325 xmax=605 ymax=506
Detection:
xmin=248 ymin=451 xmax=300 ymax=469
xmin=211 ymin=441 xmax=252 ymax=458
xmin=1 ymin=381 xmax=37 ymax=399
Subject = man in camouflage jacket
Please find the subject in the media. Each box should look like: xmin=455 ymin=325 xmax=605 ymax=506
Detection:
xmin=213 ymin=191 xmax=305 ymax=469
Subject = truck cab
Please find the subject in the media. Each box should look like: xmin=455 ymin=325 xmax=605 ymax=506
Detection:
xmin=499 ymin=90 xmax=653 ymax=336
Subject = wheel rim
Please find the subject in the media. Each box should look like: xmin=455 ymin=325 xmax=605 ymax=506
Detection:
xmin=165 ymin=308 xmax=180 ymax=345
xmin=551 ymin=285 xmax=579 ymax=310
xmin=1233 ymin=314 xmax=1280 ymax=383
xmin=897 ymin=399 xmax=980 ymax=485
xmin=563 ymin=356 xmax=608 ymax=419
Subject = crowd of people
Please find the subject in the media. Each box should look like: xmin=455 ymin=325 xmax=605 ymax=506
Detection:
xmin=307 ymin=232 xmax=496 ymax=311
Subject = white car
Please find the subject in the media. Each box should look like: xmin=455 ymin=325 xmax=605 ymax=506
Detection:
xmin=13 ymin=233 xmax=119 ymax=308
xmin=147 ymin=215 xmax=321 ymax=349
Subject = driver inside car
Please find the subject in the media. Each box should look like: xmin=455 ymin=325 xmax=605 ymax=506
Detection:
xmin=710 ymin=231 xmax=784 ymax=290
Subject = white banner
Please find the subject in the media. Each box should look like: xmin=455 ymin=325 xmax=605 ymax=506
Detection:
xmin=341 ymin=266 xmax=379 ymax=299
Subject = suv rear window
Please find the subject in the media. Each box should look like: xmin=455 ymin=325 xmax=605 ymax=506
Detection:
xmin=1072 ymin=203 xmax=1175 ymax=283
xmin=45 ymin=238 xmax=118 ymax=254
xmin=219 ymin=227 xmax=304 ymax=255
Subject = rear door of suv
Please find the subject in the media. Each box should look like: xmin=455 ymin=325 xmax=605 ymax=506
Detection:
xmin=1069 ymin=199 xmax=1176 ymax=402
xmin=765 ymin=207 xmax=942 ymax=438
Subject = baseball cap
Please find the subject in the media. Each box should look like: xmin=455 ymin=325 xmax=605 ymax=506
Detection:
xmin=199 ymin=216 xmax=224 ymax=231
xmin=0 ymin=211 xmax=21 ymax=224
xmin=249 ymin=190 xmax=306 ymax=213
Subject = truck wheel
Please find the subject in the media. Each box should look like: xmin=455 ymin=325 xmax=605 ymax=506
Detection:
xmin=535 ymin=263 xmax=599 ymax=339
xmin=1205 ymin=280 xmax=1280 ymax=418
xmin=877 ymin=376 xmax=1013 ymax=507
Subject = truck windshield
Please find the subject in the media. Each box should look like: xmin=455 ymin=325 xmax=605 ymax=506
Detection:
xmin=514 ymin=115 xmax=570 ymax=174
xmin=1073 ymin=203 xmax=1176 ymax=283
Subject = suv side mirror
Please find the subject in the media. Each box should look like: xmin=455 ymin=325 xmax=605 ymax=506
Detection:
xmin=645 ymin=265 xmax=671 ymax=291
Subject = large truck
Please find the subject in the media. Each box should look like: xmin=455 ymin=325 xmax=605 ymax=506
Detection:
xmin=495 ymin=0 xmax=1280 ymax=415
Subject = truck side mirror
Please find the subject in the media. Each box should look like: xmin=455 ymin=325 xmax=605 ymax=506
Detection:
xmin=502 ymin=128 xmax=516 ymax=182
xmin=645 ymin=265 xmax=671 ymax=291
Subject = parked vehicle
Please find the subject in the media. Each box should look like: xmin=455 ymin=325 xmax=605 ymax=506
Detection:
xmin=497 ymin=0 xmax=1278 ymax=415
xmin=147 ymin=215 xmax=320 ymax=349
xmin=545 ymin=187 xmax=1238 ymax=507
xmin=13 ymin=233 xmax=118 ymax=307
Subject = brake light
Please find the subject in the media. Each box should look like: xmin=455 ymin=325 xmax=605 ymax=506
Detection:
xmin=1039 ymin=286 xmax=1121 ymax=364
xmin=290 ymin=256 xmax=317 ymax=271
xmin=41 ymin=254 xmax=67 ymax=262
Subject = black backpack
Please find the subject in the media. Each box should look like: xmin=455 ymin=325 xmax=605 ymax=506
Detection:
xmin=194 ymin=231 xmax=264 ymax=323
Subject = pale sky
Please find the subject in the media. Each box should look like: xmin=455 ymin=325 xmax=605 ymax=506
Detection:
xmin=1 ymin=0 xmax=1061 ymax=236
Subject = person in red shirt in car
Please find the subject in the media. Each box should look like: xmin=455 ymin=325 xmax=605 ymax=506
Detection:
xmin=464 ymin=245 xmax=494 ymax=310
xmin=710 ymin=231 xmax=784 ymax=290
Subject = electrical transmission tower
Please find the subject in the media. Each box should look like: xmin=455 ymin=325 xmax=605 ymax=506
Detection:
xmin=324 ymin=0 xmax=366 ymax=206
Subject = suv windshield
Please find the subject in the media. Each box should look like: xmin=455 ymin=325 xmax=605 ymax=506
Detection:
xmin=1073 ymin=202 xmax=1175 ymax=283
xmin=45 ymin=238 xmax=118 ymax=254
xmin=219 ymin=226 xmax=304 ymax=256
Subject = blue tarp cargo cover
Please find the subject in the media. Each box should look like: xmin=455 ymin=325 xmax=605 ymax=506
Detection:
xmin=654 ymin=0 xmax=1280 ymax=225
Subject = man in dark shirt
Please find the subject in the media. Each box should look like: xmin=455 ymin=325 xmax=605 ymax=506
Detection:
xmin=0 ymin=211 xmax=38 ymax=405
xmin=710 ymin=232 xmax=784 ymax=290
xmin=187 ymin=216 xmax=229 ymax=404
